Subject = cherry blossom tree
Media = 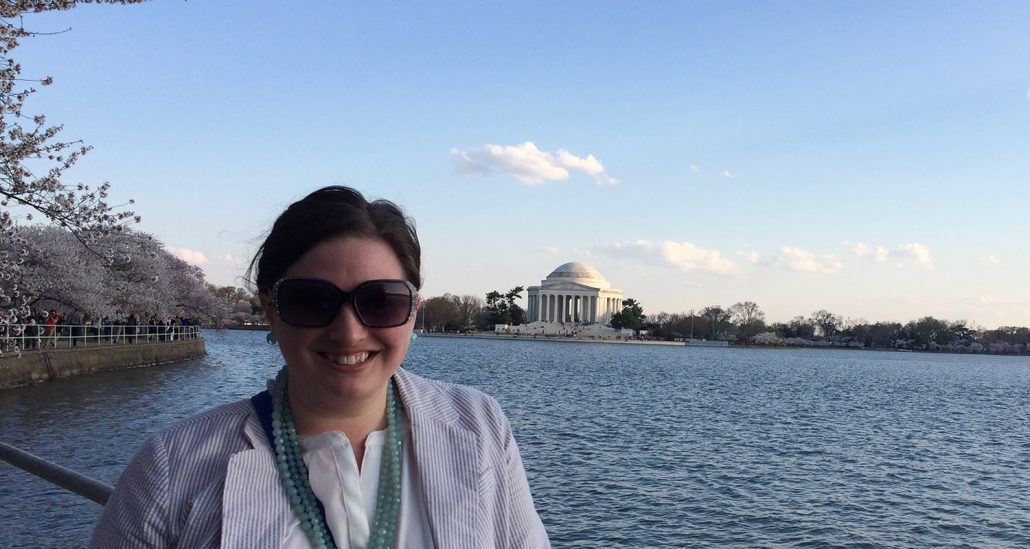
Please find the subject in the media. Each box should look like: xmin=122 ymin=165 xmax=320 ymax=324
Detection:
xmin=1 ymin=1 xmax=145 ymax=317
xmin=12 ymin=225 xmax=229 ymax=323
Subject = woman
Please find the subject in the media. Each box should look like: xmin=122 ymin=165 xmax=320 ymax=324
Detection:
xmin=91 ymin=186 xmax=550 ymax=548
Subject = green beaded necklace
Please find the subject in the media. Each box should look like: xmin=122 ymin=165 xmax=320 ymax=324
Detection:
xmin=271 ymin=367 xmax=404 ymax=549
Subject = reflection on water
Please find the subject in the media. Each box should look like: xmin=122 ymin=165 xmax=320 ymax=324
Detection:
xmin=1 ymin=331 xmax=1028 ymax=547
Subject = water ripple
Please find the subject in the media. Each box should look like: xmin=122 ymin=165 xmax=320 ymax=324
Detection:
xmin=1 ymin=333 xmax=1028 ymax=547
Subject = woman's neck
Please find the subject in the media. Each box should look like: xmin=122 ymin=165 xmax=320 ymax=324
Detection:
xmin=287 ymin=388 xmax=388 ymax=469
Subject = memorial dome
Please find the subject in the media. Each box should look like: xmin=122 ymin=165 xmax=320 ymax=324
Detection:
xmin=544 ymin=262 xmax=610 ymax=289
xmin=527 ymin=261 xmax=623 ymax=324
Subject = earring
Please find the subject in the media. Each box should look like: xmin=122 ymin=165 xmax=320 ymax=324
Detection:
xmin=410 ymin=332 xmax=417 ymax=344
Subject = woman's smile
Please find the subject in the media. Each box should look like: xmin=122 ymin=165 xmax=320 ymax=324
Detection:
xmin=326 ymin=351 xmax=372 ymax=366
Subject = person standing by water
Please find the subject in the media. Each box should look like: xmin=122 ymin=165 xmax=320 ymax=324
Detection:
xmin=44 ymin=310 xmax=59 ymax=348
xmin=66 ymin=309 xmax=83 ymax=347
xmin=91 ymin=186 xmax=549 ymax=548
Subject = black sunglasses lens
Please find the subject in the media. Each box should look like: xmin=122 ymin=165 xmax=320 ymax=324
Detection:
xmin=277 ymin=279 xmax=341 ymax=327
xmin=353 ymin=281 xmax=414 ymax=328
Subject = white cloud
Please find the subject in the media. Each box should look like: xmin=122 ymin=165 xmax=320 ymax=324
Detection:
xmin=777 ymin=246 xmax=843 ymax=274
xmin=721 ymin=170 xmax=734 ymax=178
xmin=893 ymin=243 xmax=934 ymax=270
xmin=538 ymin=245 xmax=560 ymax=256
xmin=850 ymin=242 xmax=933 ymax=270
xmin=450 ymin=141 xmax=618 ymax=186
xmin=689 ymin=164 xmax=699 ymax=173
xmin=221 ymin=254 xmax=237 ymax=264
xmin=737 ymin=251 xmax=763 ymax=264
xmin=597 ymin=239 xmax=738 ymax=275
xmin=979 ymin=255 xmax=1000 ymax=265
xmin=851 ymin=242 xmax=889 ymax=262
xmin=167 ymin=246 xmax=209 ymax=266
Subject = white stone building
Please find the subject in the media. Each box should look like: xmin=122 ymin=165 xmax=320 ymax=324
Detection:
xmin=526 ymin=262 xmax=624 ymax=325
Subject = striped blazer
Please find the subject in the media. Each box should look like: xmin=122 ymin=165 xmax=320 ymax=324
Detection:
xmin=90 ymin=369 xmax=550 ymax=548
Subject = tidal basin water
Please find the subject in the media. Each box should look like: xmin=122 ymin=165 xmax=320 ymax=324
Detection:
xmin=1 ymin=330 xmax=1028 ymax=548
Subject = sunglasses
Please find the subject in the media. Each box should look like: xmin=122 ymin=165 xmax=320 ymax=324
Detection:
xmin=271 ymin=278 xmax=418 ymax=328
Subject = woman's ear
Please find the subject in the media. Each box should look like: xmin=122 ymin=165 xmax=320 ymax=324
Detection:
xmin=259 ymin=291 xmax=277 ymax=329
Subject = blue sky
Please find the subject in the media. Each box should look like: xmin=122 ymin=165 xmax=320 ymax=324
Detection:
xmin=15 ymin=1 xmax=1030 ymax=327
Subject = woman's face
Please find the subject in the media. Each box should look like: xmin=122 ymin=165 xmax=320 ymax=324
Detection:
xmin=262 ymin=236 xmax=417 ymax=413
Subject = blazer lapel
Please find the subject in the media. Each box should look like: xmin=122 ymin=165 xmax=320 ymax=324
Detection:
xmin=414 ymin=420 xmax=482 ymax=547
xmin=396 ymin=369 xmax=484 ymax=548
xmin=221 ymin=416 xmax=293 ymax=548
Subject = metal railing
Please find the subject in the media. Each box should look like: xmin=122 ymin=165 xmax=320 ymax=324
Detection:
xmin=0 ymin=442 xmax=112 ymax=505
xmin=0 ymin=323 xmax=201 ymax=354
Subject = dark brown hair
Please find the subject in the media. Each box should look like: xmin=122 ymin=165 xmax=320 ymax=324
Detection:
xmin=248 ymin=186 xmax=421 ymax=292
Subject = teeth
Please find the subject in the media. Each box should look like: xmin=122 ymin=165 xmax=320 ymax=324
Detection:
xmin=332 ymin=352 xmax=369 ymax=365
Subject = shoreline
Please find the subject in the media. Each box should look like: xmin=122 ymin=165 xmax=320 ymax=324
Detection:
xmin=415 ymin=332 xmax=1029 ymax=357
xmin=218 ymin=326 xmax=1028 ymax=357
xmin=417 ymin=332 xmax=694 ymax=347
xmin=0 ymin=339 xmax=207 ymax=390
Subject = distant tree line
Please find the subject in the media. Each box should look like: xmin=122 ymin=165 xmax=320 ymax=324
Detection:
xmin=412 ymin=291 xmax=1030 ymax=355
xmin=641 ymin=303 xmax=1030 ymax=355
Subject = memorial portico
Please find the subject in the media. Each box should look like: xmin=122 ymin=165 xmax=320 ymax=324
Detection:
xmin=526 ymin=262 xmax=624 ymax=325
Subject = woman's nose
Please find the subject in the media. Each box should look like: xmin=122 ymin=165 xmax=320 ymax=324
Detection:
xmin=327 ymin=302 xmax=368 ymax=342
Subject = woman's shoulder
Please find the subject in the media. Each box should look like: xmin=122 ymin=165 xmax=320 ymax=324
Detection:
xmin=396 ymin=368 xmax=499 ymax=405
xmin=151 ymin=399 xmax=257 ymax=454
xmin=395 ymin=369 xmax=510 ymax=434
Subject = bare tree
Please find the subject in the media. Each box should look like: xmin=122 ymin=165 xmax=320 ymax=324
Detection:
xmin=452 ymin=294 xmax=483 ymax=331
xmin=729 ymin=301 xmax=766 ymax=340
xmin=420 ymin=296 xmax=460 ymax=332
xmin=811 ymin=309 xmax=843 ymax=337
xmin=701 ymin=305 xmax=730 ymax=340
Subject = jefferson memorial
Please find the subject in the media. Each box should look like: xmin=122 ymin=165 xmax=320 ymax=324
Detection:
xmin=526 ymin=262 xmax=624 ymax=325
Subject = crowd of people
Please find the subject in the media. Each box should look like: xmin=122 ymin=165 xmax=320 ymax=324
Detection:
xmin=0 ymin=308 xmax=200 ymax=353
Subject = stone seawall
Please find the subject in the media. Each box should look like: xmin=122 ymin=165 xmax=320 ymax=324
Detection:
xmin=0 ymin=340 xmax=206 ymax=390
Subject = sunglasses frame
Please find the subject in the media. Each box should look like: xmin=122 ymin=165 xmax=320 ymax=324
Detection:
xmin=270 ymin=277 xmax=418 ymax=328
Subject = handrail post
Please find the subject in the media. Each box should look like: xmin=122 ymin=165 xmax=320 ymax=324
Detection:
xmin=0 ymin=442 xmax=113 ymax=505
